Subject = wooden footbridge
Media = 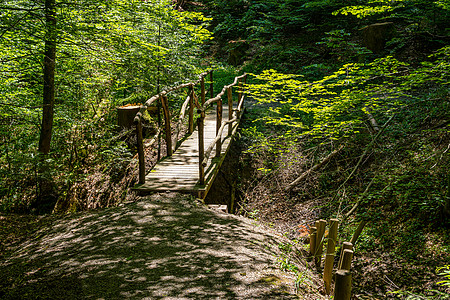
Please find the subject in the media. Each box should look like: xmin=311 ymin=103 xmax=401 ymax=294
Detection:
xmin=132 ymin=71 xmax=247 ymax=200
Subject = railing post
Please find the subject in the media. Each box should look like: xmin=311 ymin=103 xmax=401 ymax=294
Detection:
xmin=216 ymin=98 xmax=222 ymax=157
xmin=209 ymin=70 xmax=214 ymax=98
xmin=136 ymin=114 xmax=145 ymax=184
xmin=227 ymin=87 xmax=233 ymax=136
xmin=188 ymin=84 xmax=194 ymax=134
xmin=315 ymin=219 xmax=327 ymax=267
xmin=198 ymin=110 xmax=205 ymax=185
xmin=201 ymin=76 xmax=205 ymax=106
xmin=161 ymin=94 xmax=173 ymax=156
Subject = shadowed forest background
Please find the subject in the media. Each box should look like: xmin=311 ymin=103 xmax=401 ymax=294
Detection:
xmin=1 ymin=0 xmax=449 ymax=298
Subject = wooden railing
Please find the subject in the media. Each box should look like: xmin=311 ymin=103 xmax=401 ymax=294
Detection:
xmin=133 ymin=70 xmax=247 ymax=186
xmin=197 ymin=73 xmax=247 ymax=185
xmin=133 ymin=70 xmax=213 ymax=184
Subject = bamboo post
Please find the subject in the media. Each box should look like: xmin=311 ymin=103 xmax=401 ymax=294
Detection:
xmin=161 ymin=94 xmax=172 ymax=156
xmin=334 ymin=270 xmax=352 ymax=300
xmin=136 ymin=115 xmax=145 ymax=184
xmin=209 ymin=70 xmax=214 ymax=98
xmin=201 ymin=76 xmax=205 ymax=106
xmin=238 ymin=78 xmax=243 ymax=104
xmin=315 ymin=219 xmax=327 ymax=267
xmin=340 ymin=249 xmax=354 ymax=271
xmin=227 ymin=87 xmax=233 ymax=136
xmin=338 ymin=242 xmax=353 ymax=270
xmin=188 ymin=85 xmax=194 ymax=134
xmin=323 ymin=218 xmax=339 ymax=294
xmin=198 ymin=111 xmax=205 ymax=185
xmin=310 ymin=226 xmax=317 ymax=257
xmin=216 ymin=98 xmax=223 ymax=157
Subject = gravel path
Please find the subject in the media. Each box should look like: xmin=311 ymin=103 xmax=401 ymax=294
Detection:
xmin=0 ymin=193 xmax=322 ymax=299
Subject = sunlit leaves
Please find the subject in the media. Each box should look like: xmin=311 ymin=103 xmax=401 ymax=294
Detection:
xmin=246 ymin=48 xmax=449 ymax=140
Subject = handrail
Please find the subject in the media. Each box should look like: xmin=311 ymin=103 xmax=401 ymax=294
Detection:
xmin=201 ymin=73 xmax=247 ymax=111
xmin=202 ymin=114 xmax=238 ymax=167
xmin=134 ymin=70 xmax=213 ymax=184
xmin=197 ymin=73 xmax=247 ymax=185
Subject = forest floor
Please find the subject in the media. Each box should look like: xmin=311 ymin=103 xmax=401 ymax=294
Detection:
xmin=0 ymin=193 xmax=326 ymax=299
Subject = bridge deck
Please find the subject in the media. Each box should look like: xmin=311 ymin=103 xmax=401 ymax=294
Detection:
xmin=133 ymin=105 xmax=239 ymax=198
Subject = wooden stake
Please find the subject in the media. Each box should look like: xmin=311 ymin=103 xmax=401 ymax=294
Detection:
xmin=323 ymin=219 xmax=339 ymax=294
xmin=334 ymin=269 xmax=352 ymax=300
xmin=340 ymin=249 xmax=354 ymax=271
xmin=338 ymin=242 xmax=353 ymax=270
xmin=315 ymin=219 xmax=327 ymax=267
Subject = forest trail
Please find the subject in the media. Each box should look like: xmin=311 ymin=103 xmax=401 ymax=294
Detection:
xmin=0 ymin=193 xmax=323 ymax=299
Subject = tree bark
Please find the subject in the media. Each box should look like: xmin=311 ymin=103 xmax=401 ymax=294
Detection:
xmin=36 ymin=0 xmax=57 ymax=212
xmin=39 ymin=0 xmax=56 ymax=155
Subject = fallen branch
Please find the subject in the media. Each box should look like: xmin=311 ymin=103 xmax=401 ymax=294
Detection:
xmin=285 ymin=144 xmax=344 ymax=192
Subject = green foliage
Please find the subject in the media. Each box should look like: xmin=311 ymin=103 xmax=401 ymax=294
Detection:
xmin=0 ymin=0 xmax=212 ymax=211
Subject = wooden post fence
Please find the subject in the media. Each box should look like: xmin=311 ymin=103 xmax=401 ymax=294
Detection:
xmin=323 ymin=218 xmax=339 ymax=294
xmin=227 ymin=87 xmax=233 ymax=136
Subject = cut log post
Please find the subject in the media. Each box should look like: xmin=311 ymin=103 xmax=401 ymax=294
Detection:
xmin=323 ymin=218 xmax=339 ymax=294
xmin=340 ymin=249 xmax=354 ymax=271
xmin=315 ymin=219 xmax=327 ymax=267
xmin=338 ymin=242 xmax=353 ymax=270
xmin=310 ymin=226 xmax=317 ymax=257
xmin=135 ymin=115 xmax=145 ymax=184
xmin=160 ymin=94 xmax=172 ymax=156
xmin=198 ymin=111 xmax=205 ymax=185
xmin=117 ymin=105 xmax=141 ymax=129
xmin=188 ymin=85 xmax=194 ymax=134
xmin=334 ymin=270 xmax=352 ymax=300
xmin=216 ymin=99 xmax=223 ymax=157
xmin=227 ymin=87 xmax=233 ymax=136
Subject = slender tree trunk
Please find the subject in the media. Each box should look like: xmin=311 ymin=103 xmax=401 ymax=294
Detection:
xmin=39 ymin=0 xmax=56 ymax=155
xmin=36 ymin=0 xmax=57 ymax=212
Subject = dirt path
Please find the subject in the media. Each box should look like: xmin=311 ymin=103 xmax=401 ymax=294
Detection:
xmin=0 ymin=193 xmax=324 ymax=299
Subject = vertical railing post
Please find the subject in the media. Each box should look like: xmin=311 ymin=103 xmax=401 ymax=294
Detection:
xmin=198 ymin=110 xmax=205 ymax=185
xmin=135 ymin=113 xmax=145 ymax=184
xmin=201 ymin=76 xmax=205 ymax=106
xmin=216 ymin=98 xmax=222 ymax=158
xmin=209 ymin=70 xmax=214 ymax=99
xmin=188 ymin=84 xmax=194 ymax=134
xmin=334 ymin=270 xmax=352 ymax=300
xmin=227 ymin=87 xmax=233 ymax=136
xmin=161 ymin=93 xmax=173 ymax=156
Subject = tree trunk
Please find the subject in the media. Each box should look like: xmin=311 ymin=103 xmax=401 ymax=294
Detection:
xmin=39 ymin=0 xmax=56 ymax=155
xmin=36 ymin=0 xmax=57 ymax=212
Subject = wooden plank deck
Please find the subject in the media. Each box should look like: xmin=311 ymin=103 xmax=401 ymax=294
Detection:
xmin=133 ymin=104 xmax=239 ymax=198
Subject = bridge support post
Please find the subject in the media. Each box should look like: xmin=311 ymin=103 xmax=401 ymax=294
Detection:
xmin=136 ymin=114 xmax=145 ymax=184
xmin=227 ymin=87 xmax=233 ymax=136
xmin=201 ymin=76 xmax=205 ymax=106
xmin=161 ymin=94 xmax=173 ymax=156
xmin=216 ymin=99 xmax=222 ymax=157
xmin=198 ymin=111 xmax=205 ymax=185
xmin=188 ymin=85 xmax=194 ymax=134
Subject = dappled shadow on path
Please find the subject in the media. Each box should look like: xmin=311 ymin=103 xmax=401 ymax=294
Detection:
xmin=1 ymin=193 xmax=297 ymax=299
